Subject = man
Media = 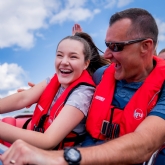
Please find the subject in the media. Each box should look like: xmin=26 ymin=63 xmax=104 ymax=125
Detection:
xmin=158 ymin=48 xmax=165 ymax=60
xmin=1 ymin=8 xmax=165 ymax=165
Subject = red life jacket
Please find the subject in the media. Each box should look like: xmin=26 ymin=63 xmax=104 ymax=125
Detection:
xmin=86 ymin=56 xmax=165 ymax=140
xmin=30 ymin=70 xmax=95 ymax=149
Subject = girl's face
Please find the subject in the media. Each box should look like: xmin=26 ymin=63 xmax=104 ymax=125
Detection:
xmin=55 ymin=39 xmax=89 ymax=88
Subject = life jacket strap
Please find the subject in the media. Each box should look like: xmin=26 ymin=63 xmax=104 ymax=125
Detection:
xmin=33 ymin=114 xmax=48 ymax=133
xmin=22 ymin=118 xmax=32 ymax=129
xmin=54 ymin=132 xmax=87 ymax=150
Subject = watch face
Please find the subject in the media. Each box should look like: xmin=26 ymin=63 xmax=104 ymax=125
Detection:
xmin=67 ymin=148 xmax=80 ymax=161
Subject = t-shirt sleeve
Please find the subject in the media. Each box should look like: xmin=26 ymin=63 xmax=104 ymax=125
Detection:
xmin=65 ymin=85 xmax=95 ymax=117
xmin=148 ymin=82 xmax=165 ymax=119
xmin=46 ymin=75 xmax=54 ymax=84
xmin=92 ymin=65 xmax=109 ymax=85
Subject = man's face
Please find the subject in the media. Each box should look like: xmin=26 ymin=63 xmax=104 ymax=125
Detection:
xmin=104 ymin=18 xmax=146 ymax=83
xmin=158 ymin=52 xmax=165 ymax=60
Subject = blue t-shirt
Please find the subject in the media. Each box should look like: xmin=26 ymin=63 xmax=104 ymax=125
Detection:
xmin=93 ymin=65 xmax=165 ymax=119
xmin=92 ymin=65 xmax=165 ymax=165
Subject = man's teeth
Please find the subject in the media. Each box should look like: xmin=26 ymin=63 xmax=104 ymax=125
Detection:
xmin=115 ymin=63 xmax=121 ymax=68
xmin=115 ymin=63 xmax=119 ymax=67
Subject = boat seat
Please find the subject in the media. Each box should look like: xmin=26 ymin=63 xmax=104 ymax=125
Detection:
xmin=0 ymin=114 xmax=32 ymax=147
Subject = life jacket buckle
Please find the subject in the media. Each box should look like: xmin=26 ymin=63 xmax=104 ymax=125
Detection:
xmin=33 ymin=124 xmax=44 ymax=133
xmin=101 ymin=120 xmax=120 ymax=139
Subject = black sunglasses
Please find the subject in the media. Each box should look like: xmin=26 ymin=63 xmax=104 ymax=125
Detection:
xmin=105 ymin=38 xmax=147 ymax=52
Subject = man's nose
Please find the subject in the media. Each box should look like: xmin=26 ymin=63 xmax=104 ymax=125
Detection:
xmin=104 ymin=48 xmax=113 ymax=60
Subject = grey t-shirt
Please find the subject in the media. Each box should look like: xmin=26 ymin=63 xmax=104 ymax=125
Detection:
xmin=46 ymin=77 xmax=95 ymax=134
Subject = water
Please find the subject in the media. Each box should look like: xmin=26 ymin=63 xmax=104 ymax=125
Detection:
xmin=0 ymin=106 xmax=35 ymax=165
xmin=0 ymin=105 xmax=35 ymax=119
xmin=0 ymin=143 xmax=8 ymax=165
xmin=0 ymin=109 xmax=26 ymax=119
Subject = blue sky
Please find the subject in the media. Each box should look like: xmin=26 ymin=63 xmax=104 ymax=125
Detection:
xmin=1 ymin=0 xmax=165 ymax=99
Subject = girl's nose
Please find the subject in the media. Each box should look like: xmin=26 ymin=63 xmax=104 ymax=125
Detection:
xmin=61 ymin=57 xmax=69 ymax=65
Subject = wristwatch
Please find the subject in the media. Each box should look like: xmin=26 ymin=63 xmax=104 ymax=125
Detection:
xmin=64 ymin=147 xmax=81 ymax=165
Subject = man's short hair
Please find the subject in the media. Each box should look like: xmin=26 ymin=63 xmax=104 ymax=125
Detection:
xmin=109 ymin=8 xmax=158 ymax=47
xmin=159 ymin=48 xmax=165 ymax=55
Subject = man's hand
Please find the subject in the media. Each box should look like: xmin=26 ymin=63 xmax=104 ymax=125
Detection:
xmin=0 ymin=139 xmax=66 ymax=165
xmin=17 ymin=82 xmax=35 ymax=108
xmin=72 ymin=24 xmax=83 ymax=36
xmin=17 ymin=82 xmax=35 ymax=93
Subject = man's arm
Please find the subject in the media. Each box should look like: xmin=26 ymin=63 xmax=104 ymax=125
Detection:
xmin=17 ymin=82 xmax=35 ymax=108
xmin=1 ymin=116 xmax=165 ymax=165
xmin=72 ymin=24 xmax=83 ymax=36
xmin=79 ymin=115 xmax=165 ymax=164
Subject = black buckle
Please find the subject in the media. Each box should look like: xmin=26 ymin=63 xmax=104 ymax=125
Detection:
xmin=33 ymin=114 xmax=48 ymax=133
xmin=101 ymin=120 xmax=120 ymax=139
xmin=33 ymin=125 xmax=44 ymax=133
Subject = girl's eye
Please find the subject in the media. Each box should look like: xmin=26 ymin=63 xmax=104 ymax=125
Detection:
xmin=57 ymin=54 xmax=63 ymax=57
xmin=71 ymin=56 xmax=77 ymax=59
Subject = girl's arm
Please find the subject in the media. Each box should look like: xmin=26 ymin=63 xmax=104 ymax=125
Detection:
xmin=0 ymin=104 xmax=84 ymax=149
xmin=0 ymin=80 xmax=47 ymax=114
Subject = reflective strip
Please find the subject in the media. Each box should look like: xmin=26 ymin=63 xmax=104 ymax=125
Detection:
xmin=38 ymin=104 xmax=44 ymax=111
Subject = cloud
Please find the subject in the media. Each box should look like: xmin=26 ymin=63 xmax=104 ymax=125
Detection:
xmin=50 ymin=0 xmax=100 ymax=24
xmin=0 ymin=63 xmax=28 ymax=97
xmin=0 ymin=85 xmax=30 ymax=98
xmin=0 ymin=0 xmax=100 ymax=49
xmin=50 ymin=8 xmax=100 ymax=24
xmin=117 ymin=0 xmax=134 ymax=8
xmin=0 ymin=0 xmax=59 ymax=49
xmin=65 ymin=0 xmax=87 ymax=8
xmin=104 ymin=0 xmax=134 ymax=8
xmin=104 ymin=0 xmax=116 ymax=8
xmin=156 ymin=18 xmax=165 ymax=42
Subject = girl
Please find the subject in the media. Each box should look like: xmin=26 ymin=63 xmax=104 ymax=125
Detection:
xmin=0 ymin=35 xmax=109 ymax=150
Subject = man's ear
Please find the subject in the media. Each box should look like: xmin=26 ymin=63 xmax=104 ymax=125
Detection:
xmin=141 ymin=39 xmax=153 ymax=54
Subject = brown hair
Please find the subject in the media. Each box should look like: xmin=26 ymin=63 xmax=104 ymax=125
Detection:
xmin=57 ymin=34 xmax=110 ymax=75
xmin=74 ymin=32 xmax=110 ymax=75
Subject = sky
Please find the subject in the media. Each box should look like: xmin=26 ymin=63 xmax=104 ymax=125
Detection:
xmin=0 ymin=0 xmax=165 ymax=113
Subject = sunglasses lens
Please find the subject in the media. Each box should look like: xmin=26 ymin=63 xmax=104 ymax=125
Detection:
xmin=105 ymin=42 xmax=124 ymax=52
xmin=110 ymin=44 xmax=119 ymax=52
xmin=105 ymin=38 xmax=147 ymax=52
xmin=114 ymin=44 xmax=124 ymax=52
xmin=105 ymin=42 xmax=109 ymax=48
